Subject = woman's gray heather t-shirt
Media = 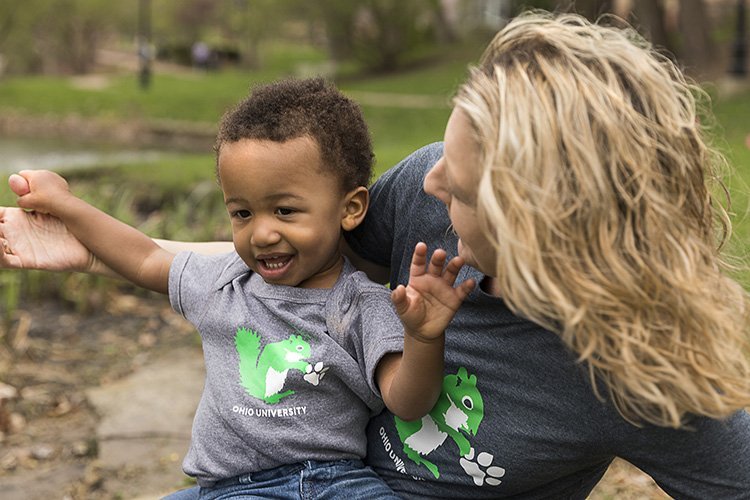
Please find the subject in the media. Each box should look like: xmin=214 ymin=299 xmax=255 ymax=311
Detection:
xmin=168 ymin=252 xmax=404 ymax=487
xmin=348 ymin=142 xmax=750 ymax=499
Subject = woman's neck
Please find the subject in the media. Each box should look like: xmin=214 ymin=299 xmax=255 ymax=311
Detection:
xmin=480 ymin=275 xmax=502 ymax=297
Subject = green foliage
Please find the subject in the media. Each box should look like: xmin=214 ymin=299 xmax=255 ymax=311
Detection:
xmin=2 ymin=30 xmax=749 ymax=325
xmin=309 ymin=0 xmax=446 ymax=72
xmin=151 ymin=0 xmax=294 ymax=69
xmin=0 ymin=0 xmax=130 ymax=74
xmin=0 ymin=0 xmax=453 ymax=77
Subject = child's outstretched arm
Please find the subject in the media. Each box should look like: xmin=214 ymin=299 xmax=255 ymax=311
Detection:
xmin=376 ymin=242 xmax=475 ymax=421
xmin=11 ymin=170 xmax=173 ymax=293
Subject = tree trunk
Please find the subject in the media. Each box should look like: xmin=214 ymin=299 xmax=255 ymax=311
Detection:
xmin=630 ymin=0 xmax=672 ymax=52
xmin=572 ymin=0 xmax=615 ymax=21
xmin=678 ymin=0 xmax=717 ymax=76
xmin=431 ymin=0 xmax=457 ymax=43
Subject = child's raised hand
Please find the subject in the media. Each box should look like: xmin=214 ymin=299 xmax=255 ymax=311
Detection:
xmin=391 ymin=242 xmax=475 ymax=342
xmin=11 ymin=170 xmax=73 ymax=215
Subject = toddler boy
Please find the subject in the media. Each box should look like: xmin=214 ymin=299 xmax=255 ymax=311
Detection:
xmin=12 ymin=78 xmax=474 ymax=497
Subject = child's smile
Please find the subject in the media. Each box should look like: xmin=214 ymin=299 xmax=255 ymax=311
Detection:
xmin=258 ymin=254 xmax=291 ymax=270
xmin=255 ymin=253 xmax=294 ymax=279
xmin=218 ymin=136 xmax=352 ymax=289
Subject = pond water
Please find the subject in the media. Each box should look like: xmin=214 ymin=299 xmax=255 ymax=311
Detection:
xmin=0 ymin=137 xmax=172 ymax=175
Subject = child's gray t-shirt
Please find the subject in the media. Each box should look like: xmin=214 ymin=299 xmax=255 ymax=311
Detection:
xmin=169 ymin=252 xmax=404 ymax=487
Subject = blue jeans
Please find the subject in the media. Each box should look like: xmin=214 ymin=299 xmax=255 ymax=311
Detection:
xmin=162 ymin=459 xmax=400 ymax=499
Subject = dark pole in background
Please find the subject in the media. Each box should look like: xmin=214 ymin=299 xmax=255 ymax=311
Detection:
xmin=730 ymin=0 xmax=747 ymax=76
xmin=138 ymin=0 xmax=152 ymax=89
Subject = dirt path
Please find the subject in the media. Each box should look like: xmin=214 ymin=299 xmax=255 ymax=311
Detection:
xmin=0 ymin=293 xmax=202 ymax=499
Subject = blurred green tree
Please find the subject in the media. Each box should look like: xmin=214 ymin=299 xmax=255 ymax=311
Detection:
xmin=303 ymin=0 xmax=444 ymax=72
xmin=150 ymin=0 xmax=290 ymax=69
xmin=221 ymin=0 xmax=288 ymax=70
xmin=512 ymin=0 xmax=729 ymax=78
xmin=0 ymin=0 xmax=126 ymax=75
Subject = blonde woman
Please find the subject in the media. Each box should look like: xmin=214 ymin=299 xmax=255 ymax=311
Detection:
xmin=448 ymin=11 xmax=750 ymax=430
xmin=2 ymin=11 xmax=749 ymax=499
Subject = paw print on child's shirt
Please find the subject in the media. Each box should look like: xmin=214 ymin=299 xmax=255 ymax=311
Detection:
xmin=460 ymin=447 xmax=505 ymax=486
xmin=303 ymin=362 xmax=328 ymax=386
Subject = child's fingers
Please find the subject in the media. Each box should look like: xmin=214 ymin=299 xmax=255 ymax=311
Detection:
xmin=8 ymin=174 xmax=30 ymax=196
xmin=426 ymin=248 xmax=447 ymax=276
xmin=11 ymin=172 xmax=36 ymax=208
xmin=409 ymin=242 xmax=428 ymax=277
xmin=391 ymin=285 xmax=409 ymax=316
xmin=14 ymin=193 xmax=38 ymax=212
xmin=456 ymin=278 xmax=476 ymax=301
xmin=441 ymin=256 xmax=465 ymax=284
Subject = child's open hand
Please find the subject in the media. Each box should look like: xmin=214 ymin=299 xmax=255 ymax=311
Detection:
xmin=11 ymin=170 xmax=73 ymax=216
xmin=391 ymin=242 xmax=475 ymax=342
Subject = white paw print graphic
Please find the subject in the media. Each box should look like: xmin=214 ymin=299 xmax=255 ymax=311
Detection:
xmin=460 ymin=447 xmax=505 ymax=486
xmin=303 ymin=362 xmax=329 ymax=386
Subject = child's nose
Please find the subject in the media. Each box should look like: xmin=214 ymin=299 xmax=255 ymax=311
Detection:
xmin=250 ymin=219 xmax=281 ymax=247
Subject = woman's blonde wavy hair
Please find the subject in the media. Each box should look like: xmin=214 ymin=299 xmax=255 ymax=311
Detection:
xmin=454 ymin=11 xmax=750 ymax=427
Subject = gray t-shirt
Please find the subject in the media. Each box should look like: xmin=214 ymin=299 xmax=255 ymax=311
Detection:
xmin=348 ymin=142 xmax=750 ymax=499
xmin=169 ymin=252 xmax=404 ymax=487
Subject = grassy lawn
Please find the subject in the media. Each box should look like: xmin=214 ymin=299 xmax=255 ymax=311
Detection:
xmin=0 ymin=39 xmax=487 ymax=182
xmin=0 ymin=73 xmax=452 ymax=181
xmin=713 ymin=86 xmax=750 ymax=284
xmin=0 ymin=40 xmax=749 ymax=287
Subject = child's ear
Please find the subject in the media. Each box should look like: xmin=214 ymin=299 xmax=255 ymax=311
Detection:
xmin=341 ymin=186 xmax=369 ymax=231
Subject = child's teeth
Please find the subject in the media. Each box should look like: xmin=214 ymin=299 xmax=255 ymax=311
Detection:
xmin=264 ymin=258 xmax=287 ymax=269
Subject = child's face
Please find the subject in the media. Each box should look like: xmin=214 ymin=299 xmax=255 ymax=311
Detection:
xmin=424 ymin=108 xmax=497 ymax=276
xmin=218 ymin=136 xmax=353 ymax=289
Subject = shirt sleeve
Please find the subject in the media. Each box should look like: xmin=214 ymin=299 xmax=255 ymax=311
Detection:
xmin=169 ymin=251 xmax=238 ymax=329
xmin=352 ymin=284 xmax=405 ymax=399
xmin=326 ymin=271 xmax=405 ymax=399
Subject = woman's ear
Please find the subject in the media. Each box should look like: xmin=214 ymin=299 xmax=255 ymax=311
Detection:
xmin=341 ymin=186 xmax=369 ymax=231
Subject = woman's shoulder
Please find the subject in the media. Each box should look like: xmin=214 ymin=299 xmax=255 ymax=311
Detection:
xmin=377 ymin=142 xmax=444 ymax=187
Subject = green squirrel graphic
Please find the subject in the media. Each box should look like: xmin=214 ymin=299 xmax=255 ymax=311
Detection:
xmin=234 ymin=326 xmax=312 ymax=404
xmin=395 ymin=367 xmax=484 ymax=478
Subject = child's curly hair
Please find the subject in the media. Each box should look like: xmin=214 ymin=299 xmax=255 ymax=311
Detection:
xmin=455 ymin=11 xmax=750 ymax=427
xmin=215 ymin=77 xmax=373 ymax=191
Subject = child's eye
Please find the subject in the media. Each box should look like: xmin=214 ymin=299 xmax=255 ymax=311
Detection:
xmin=275 ymin=207 xmax=295 ymax=216
xmin=232 ymin=209 xmax=252 ymax=219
